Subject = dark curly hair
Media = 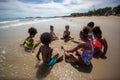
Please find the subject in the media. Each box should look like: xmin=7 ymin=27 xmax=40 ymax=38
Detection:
xmin=40 ymin=32 xmax=51 ymax=45
xmin=87 ymin=21 xmax=94 ymax=28
xmin=65 ymin=25 xmax=69 ymax=29
xmin=50 ymin=25 xmax=54 ymax=30
xmin=92 ymin=26 xmax=102 ymax=38
xmin=80 ymin=27 xmax=89 ymax=38
xmin=28 ymin=27 xmax=37 ymax=35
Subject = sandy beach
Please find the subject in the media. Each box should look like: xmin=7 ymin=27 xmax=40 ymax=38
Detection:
xmin=0 ymin=16 xmax=120 ymax=80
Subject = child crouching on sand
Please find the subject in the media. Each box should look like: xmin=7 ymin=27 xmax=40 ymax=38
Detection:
xmin=20 ymin=27 xmax=40 ymax=53
xmin=36 ymin=32 xmax=63 ymax=67
xmin=92 ymin=26 xmax=108 ymax=59
xmin=62 ymin=27 xmax=94 ymax=66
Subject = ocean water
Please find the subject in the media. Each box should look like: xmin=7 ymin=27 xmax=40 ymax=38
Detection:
xmin=0 ymin=18 xmax=60 ymax=29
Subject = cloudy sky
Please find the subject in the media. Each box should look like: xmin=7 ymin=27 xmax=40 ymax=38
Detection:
xmin=0 ymin=0 xmax=120 ymax=18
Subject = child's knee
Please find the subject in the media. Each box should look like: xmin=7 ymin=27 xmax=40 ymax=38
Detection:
xmin=54 ymin=53 xmax=59 ymax=58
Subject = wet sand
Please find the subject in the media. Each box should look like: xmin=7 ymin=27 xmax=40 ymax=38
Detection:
xmin=0 ymin=16 xmax=120 ymax=80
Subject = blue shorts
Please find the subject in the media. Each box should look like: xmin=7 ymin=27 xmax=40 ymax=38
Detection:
xmin=44 ymin=57 xmax=57 ymax=67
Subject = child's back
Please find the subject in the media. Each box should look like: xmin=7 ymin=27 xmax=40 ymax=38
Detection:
xmin=39 ymin=45 xmax=52 ymax=63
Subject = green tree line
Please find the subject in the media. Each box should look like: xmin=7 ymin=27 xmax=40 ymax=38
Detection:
xmin=69 ymin=4 xmax=120 ymax=17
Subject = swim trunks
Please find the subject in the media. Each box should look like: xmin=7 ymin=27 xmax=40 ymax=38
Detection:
xmin=44 ymin=57 xmax=57 ymax=67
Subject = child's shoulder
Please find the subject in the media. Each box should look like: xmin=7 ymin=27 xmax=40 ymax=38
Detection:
xmin=99 ymin=37 xmax=107 ymax=44
xmin=101 ymin=37 xmax=107 ymax=41
xmin=79 ymin=41 xmax=88 ymax=46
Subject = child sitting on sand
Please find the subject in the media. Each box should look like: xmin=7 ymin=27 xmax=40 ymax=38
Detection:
xmin=92 ymin=26 xmax=108 ymax=59
xmin=87 ymin=21 xmax=95 ymax=40
xmin=61 ymin=25 xmax=73 ymax=42
xmin=49 ymin=25 xmax=58 ymax=41
xmin=36 ymin=32 xmax=63 ymax=67
xmin=72 ymin=22 xmax=94 ymax=44
xmin=20 ymin=27 xmax=40 ymax=53
xmin=61 ymin=27 xmax=94 ymax=66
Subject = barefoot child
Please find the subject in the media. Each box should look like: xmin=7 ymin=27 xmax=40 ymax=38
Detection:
xmin=49 ymin=25 xmax=58 ymax=41
xmin=61 ymin=25 xmax=73 ymax=42
xmin=62 ymin=27 xmax=94 ymax=65
xmin=20 ymin=27 xmax=40 ymax=53
xmin=92 ymin=26 xmax=108 ymax=59
xmin=36 ymin=32 xmax=63 ymax=67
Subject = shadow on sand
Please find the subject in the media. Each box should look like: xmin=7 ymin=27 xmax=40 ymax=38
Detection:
xmin=24 ymin=47 xmax=32 ymax=53
xmin=70 ymin=62 xmax=93 ymax=73
xmin=36 ymin=63 xmax=52 ymax=80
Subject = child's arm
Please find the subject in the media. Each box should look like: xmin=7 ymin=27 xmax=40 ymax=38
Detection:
xmin=69 ymin=31 xmax=70 ymax=36
xmin=53 ymin=32 xmax=58 ymax=39
xmin=72 ymin=38 xmax=80 ymax=44
xmin=20 ymin=38 xmax=27 ymax=46
xmin=36 ymin=47 xmax=41 ymax=61
xmin=67 ymin=43 xmax=85 ymax=52
xmin=63 ymin=31 xmax=66 ymax=37
xmin=102 ymin=38 xmax=108 ymax=56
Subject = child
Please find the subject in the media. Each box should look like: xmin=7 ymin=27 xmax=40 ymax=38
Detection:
xmin=86 ymin=21 xmax=95 ymax=40
xmin=72 ymin=23 xmax=94 ymax=44
xmin=62 ymin=27 xmax=94 ymax=66
xmin=61 ymin=25 xmax=73 ymax=42
xmin=49 ymin=25 xmax=58 ymax=41
xmin=92 ymin=26 xmax=108 ymax=59
xmin=20 ymin=27 xmax=40 ymax=53
xmin=36 ymin=32 xmax=63 ymax=67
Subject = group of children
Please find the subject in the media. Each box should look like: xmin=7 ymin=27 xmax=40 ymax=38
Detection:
xmin=20 ymin=21 xmax=108 ymax=67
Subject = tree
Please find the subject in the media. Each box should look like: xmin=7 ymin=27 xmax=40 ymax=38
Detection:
xmin=113 ymin=5 xmax=120 ymax=15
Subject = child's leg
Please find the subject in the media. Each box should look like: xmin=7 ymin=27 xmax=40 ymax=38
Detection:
xmin=94 ymin=48 xmax=101 ymax=54
xmin=56 ymin=55 xmax=63 ymax=63
xmin=61 ymin=46 xmax=74 ymax=62
xmin=64 ymin=50 xmax=72 ymax=60
xmin=71 ymin=51 xmax=85 ymax=65
xmin=52 ymin=53 xmax=63 ymax=63
xmin=71 ymin=52 xmax=85 ymax=65
xmin=69 ymin=36 xmax=74 ymax=40
xmin=53 ymin=53 xmax=59 ymax=58
xmin=93 ymin=48 xmax=102 ymax=58
xmin=64 ymin=51 xmax=75 ymax=63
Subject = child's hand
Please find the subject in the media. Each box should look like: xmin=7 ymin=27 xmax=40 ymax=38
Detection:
xmin=32 ymin=49 xmax=35 ymax=53
xmin=20 ymin=44 xmax=24 ymax=47
xmin=61 ymin=46 xmax=68 ymax=53
xmin=35 ymin=60 xmax=41 ymax=68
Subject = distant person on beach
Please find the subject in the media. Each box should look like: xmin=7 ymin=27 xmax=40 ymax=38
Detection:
xmin=36 ymin=32 xmax=63 ymax=67
xmin=86 ymin=21 xmax=95 ymax=40
xmin=20 ymin=27 xmax=40 ymax=53
xmin=61 ymin=25 xmax=73 ymax=42
xmin=49 ymin=25 xmax=58 ymax=41
xmin=61 ymin=27 xmax=94 ymax=66
xmin=92 ymin=26 xmax=108 ymax=59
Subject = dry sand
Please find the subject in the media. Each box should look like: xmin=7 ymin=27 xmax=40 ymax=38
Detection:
xmin=0 ymin=16 xmax=120 ymax=80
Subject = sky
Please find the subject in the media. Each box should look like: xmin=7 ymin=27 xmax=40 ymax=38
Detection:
xmin=0 ymin=0 xmax=120 ymax=18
